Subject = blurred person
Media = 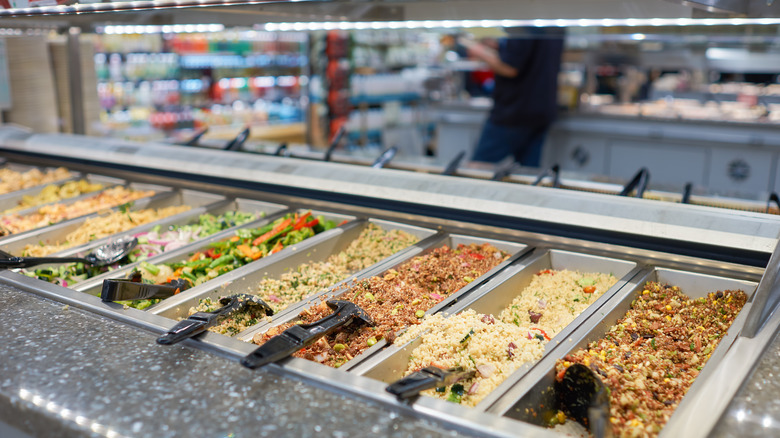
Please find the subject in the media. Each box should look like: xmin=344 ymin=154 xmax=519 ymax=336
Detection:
xmin=460 ymin=28 xmax=564 ymax=166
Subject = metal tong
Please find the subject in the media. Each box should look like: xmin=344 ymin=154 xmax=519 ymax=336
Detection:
xmin=323 ymin=125 xmax=346 ymax=162
xmin=223 ymin=126 xmax=251 ymax=151
xmin=491 ymin=161 xmax=522 ymax=181
xmin=556 ymin=363 xmax=612 ymax=438
xmin=157 ymin=294 xmax=274 ymax=345
xmin=240 ymin=299 xmax=374 ymax=369
xmin=371 ymin=146 xmax=398 ymax=169
xmin=100 ymin=271 xmax=190 ymax=302
xmin=386 ymin=366 xmax=476 ymax=401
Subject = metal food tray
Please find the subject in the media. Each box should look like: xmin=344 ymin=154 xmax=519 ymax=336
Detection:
xmin=19 ymin=197 xmax=288 ymax=289
xmin=74 ymin=209 xmax=357 ymax=301
xmin=0 ymin=185 xmax=196 ymax=256
xmin=149 ymin=218 xmax=440 ymax=331
xmin=0 ymin=162 xmax=76 ymax=197
xmin=239 ymin=233 xmax=531 ymax=372
xmin=0 ymin=174 xmax=125 ymax=213
xmin=486 ymin=267 xmax=758 ymax=437
xmin=352 ymin=248 xmax=641 ymax=411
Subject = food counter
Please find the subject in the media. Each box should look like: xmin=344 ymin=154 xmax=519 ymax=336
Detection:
xmin=0 ymin=126 xmax=779 ymax=437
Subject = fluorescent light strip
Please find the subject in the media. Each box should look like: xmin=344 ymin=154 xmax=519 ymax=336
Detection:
xmin=261 ymin=17 xmax=780 ymax=31
xmin=97 ymin=24 xmax=224 ymax=34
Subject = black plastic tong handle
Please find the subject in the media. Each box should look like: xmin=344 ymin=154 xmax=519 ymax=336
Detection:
xmin=532 ymin=164 xmax=561 ymax=188
xmin=556 ymin=363 xmax=611 ymax=438
xmin=157 ymin=294 xmax=274 ymax=345
xmin=0 ymin=256 xmax=92 ymax=269
xmin=386 ymin=366 xmax=476 ymax=400
xmin=178 ymin=128 xmax=208 ymax=146
xmin=767 ymin=192 xmax=780 ymax=214
xmin=223 ymin=126 xmax=251 ymax=151
xmin=323 ymin=125 xmax=346 ymax=162
xmin=618 ymin=167 xmax=650 ymax=198
xmin=441 ymin=151 xmax=466 ymax=176
xmin=491 ymin=161 xmax=521 ymax=181
xmin=100 ymin=277 xmax=190 ymax=302
xmin=240 ymin=300 xmax=374 ymax=369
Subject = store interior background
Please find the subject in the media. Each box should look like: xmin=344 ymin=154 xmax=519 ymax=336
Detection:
xmin=3 ymin=1 xmax=780 ymax=203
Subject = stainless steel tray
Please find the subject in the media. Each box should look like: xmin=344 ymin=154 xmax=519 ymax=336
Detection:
xmin=352 ymin=249 xmax=641 ymax=410
xmin=149 ymin=218 xmax=440 ymax=329
xmin=0 ymin=186 xmax=205 ymax=256
xmin=0 ymin=174 xmax=125 ymax=214
xmin=74 ymin=208 xmax=357 ymax=299
xmin=240 ymin=233 xmax=531 ymax=372
xmin=487 ymin=267 xmax=758 ymax=437
xmin=18 ymin=197 xmax=288 ymax=289
xmin=0 ymin=162 xmax=76 ymax=197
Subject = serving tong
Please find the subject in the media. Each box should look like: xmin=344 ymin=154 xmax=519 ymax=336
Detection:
xmin=241 ymin=299 xmax=374 ymax=369
xmin=100 ymin=270 xmax=190 ymax=302
xmin=0 ymin=236 xmax=138 ymax=269
xmin=157 ymin=294 xmax=274 ymax=345
xmin=386 ymin=366 xmax=476 ymax=401
xmin=556 ymin=363 xmax=612 ymax=438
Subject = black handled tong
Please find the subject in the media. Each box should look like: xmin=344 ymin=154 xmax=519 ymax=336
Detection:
xmin=157 ymin=294 xmax=274 ymax=345
xmin=241 ymin=300 xmax=374 ymax=369
xmin=386 ymin=366 xmax=476 ymax=401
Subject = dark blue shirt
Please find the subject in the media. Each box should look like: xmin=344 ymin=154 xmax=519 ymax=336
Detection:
xmin=489 ymin=33 xmax=564 ymax=127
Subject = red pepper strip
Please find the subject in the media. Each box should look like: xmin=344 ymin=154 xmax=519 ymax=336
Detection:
xmin=301 ymin=218 xmax=318 ymax=229
xmin=292 ymin=211 xmax=312 ymax=230
xmin=252 ymin=218 xmax=293 ymax=246
xmin=204 ymin=248 xmax=221 ymax=259
xmin=469 ymin=252 xmax=485 ymax=260
xmin=293 ymin=216 xmax=317 ymax=231
xmin=530 ymin=327 xmax=551 ymax=341
xmin=537 ymin=269 xmax=554 ymax=276
xmin=269 ymin=241 xmax=284 ymax=255
xmin=338 ymin=219 xmax=348 ymax=226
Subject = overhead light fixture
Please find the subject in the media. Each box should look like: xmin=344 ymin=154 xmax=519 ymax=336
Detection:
xmin=97 ymin=23 xmax=224 ymax=34
xmin=259 ymin=17 xmax=780 ymax=32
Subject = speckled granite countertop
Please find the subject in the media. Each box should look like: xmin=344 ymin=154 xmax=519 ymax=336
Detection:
xmin=2 ymin=279 xmax=779 ymax=438
xmin=713 ymin=327 xmax=780 ymax=437
xmin=0 ymin=283 xmax=467 ymax=438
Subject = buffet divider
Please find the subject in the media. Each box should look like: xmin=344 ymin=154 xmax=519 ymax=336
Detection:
xmin=486 ymin=267 xmax=758 ymax=437
xmin=352 ymin=248 xmax=643 ymax=411
xmin=151 ymin=218 xmax=440 ymax=335
xmin=236 ymin=233 xmax=531 ymax=372
xmin=73 ymin=208 xmax=357 ymax=304
xmin=19 ymin=197 xmax=288 ymax=290
xmin=0 ymin=173 xmax=124 ymax=212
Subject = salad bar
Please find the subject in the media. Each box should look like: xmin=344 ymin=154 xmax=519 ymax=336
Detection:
xmin=0 ymin=127 xmax=778 ymax=438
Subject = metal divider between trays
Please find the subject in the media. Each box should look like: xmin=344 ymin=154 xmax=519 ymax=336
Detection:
xmin=235 ymin=233 xmax=532 ymax=373
xmin=484 ymin=266 xmax=759 ymax=438
xmin=73 ymin=209 xmax=357 ymax=309
xmin=0 ymin=181 xmax=176 ymax=250
xmin=350 ymin=248 xmax=644 ymax=410
xmin=15 ymin=196 xmax=289 ymax=290
xmin=149 ymin=218 xmax=441 ymax=339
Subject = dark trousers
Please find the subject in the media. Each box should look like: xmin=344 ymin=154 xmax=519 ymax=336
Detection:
xmin=472 ymin=120 xmax=548 ymax=166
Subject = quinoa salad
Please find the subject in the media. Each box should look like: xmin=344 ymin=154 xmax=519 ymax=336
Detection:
xmin=554 ymin=281 xmax=748 ymax=438
xmin=396 ymin=310 xmax=545 ymax=407
xmin=253 ymin=243 xmax=510 ymax=368
xmin=190 ymin=222 xmax=420 ymax=336
xmin=394 ymin=269 xmax=618 ymax=407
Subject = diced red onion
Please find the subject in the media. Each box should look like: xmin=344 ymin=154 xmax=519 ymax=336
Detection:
xmin=476 ymin=364 xmax=495 ymax=378
xmin=430 ymin=293 xmax=444 ymax=301
xmin=537 ymin=299 xmax=547 ymax=309
xmin=468 ymin=381 xmax=480 ymax=395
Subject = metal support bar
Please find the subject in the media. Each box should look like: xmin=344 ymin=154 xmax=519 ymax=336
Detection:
xmin=66 ymin=27 xmax=85 ymax=135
